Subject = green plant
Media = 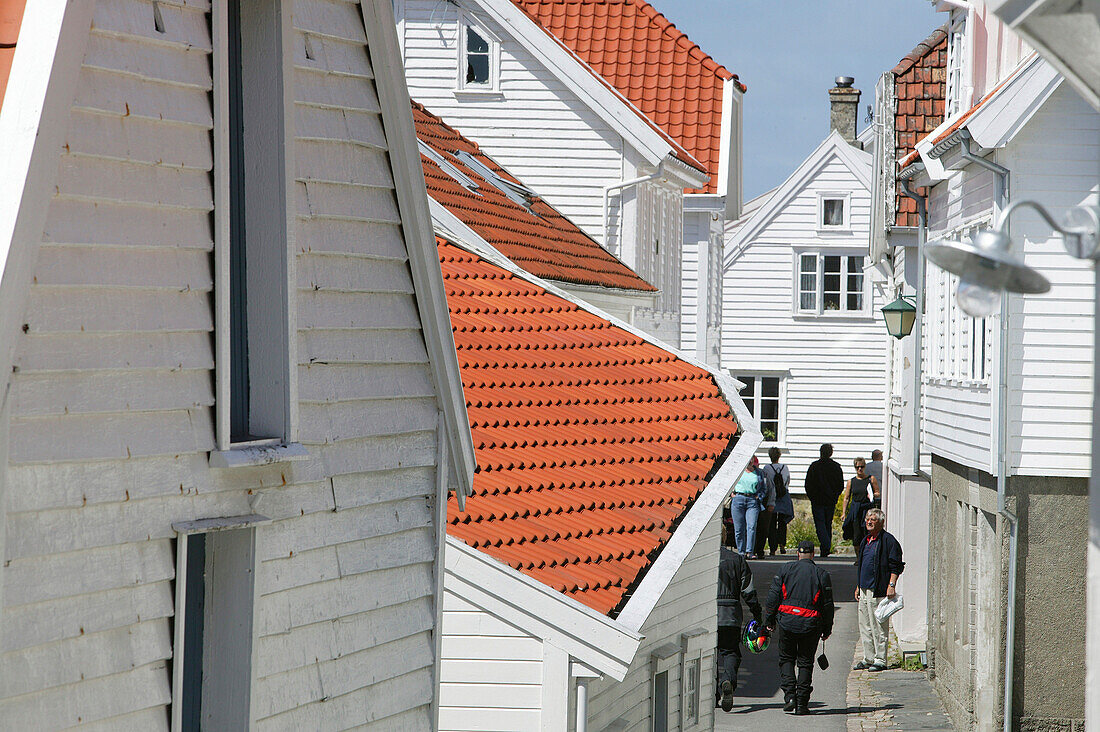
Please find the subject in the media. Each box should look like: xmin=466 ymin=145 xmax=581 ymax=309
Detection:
xmin=785 ymin=515 xmax=817 ymax=547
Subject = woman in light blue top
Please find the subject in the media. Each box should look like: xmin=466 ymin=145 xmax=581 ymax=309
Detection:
xmin=729 ymin=455 xmax=765 ymax=558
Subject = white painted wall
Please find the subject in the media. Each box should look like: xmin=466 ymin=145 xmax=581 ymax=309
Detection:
xmin=722 ymin=153 xmax=887 ymax=491
xmin=438 ymin=591 xmax=546 ymax=732
xmin=681 ymin=207 xmax=724 ymax=367
xmin=922 ymin=83 xmax=1098 ymax=477
xmin=580 ymin=514 xmax=719 ymax=732
xmin=1 ymin=1 xmax=447 ymax=728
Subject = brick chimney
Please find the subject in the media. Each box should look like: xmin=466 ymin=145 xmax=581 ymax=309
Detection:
xmin=829 ymin=76 xmax=861 ymax=144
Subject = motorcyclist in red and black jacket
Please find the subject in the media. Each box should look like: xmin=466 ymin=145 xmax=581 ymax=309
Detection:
xmin=764 ymin=539 xmax=835 ymax=716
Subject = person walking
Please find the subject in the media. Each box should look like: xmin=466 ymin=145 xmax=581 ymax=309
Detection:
xmin=764 ymin=540 xmax=835 ymax=716
xmin=729 ymin=456 xmax=765 ymax=557
xmin=866 ymin=449 xmax=884 ymax=499
xmin=804 ymin=444 xmax=844 ymax=557
xmin=752 ymin=453 xmax=777 ymax=557
xmin=853 ymin=508 xmax=905 ymax=672
xmin=716 ymin=531 xmax=762 ymax=712
xmin=840 ymin=457 xmax=880 ymax=547
xmin=760 ymin=446 xmax=793 ymax=555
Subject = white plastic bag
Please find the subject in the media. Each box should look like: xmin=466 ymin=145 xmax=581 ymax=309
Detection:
xmin=875 ymin=594 xmax=904 ymax=623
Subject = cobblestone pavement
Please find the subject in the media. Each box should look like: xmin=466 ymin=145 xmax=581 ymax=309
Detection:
xmin=846 ymin=643 xmax=953 ymax=731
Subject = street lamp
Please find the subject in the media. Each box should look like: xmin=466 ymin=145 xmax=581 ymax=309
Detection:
xmin=924 ymin=199 xmax=1100 ymax=316
xmin=880 ymin=295 xmax=917 ymax=339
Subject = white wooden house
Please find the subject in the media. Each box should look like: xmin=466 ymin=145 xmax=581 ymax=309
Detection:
xmin=393 ymin=0 xmax=741 ymax=361
xmin=432 ymin=230 xmax=758 ymax=732
xmin=722 ymin=126 xmax=887 ymax=492
xmin=0 ymin=0 xmax=476 ymax=727
xmin=870 ymin=4 xmax=1095 ymax=727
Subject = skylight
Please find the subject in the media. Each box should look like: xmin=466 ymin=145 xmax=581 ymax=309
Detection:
xmin=453 ymin=149 xmax=538 ymax=209
xmin=417 ymin=139 xmax=480 ymax=193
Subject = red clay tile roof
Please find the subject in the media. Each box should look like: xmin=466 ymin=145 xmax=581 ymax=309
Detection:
xmin=440 ymin=238 xmax=738 ymax=616
xmin=893 ymin=26 xmax=946 ymax=227
xmin=513 ymin=0 xmax=739 ymax=195
xmin=415 ymin=102 xmax=656 ymax=293
xmin=0 ymin=0 xmax=26 ymax=113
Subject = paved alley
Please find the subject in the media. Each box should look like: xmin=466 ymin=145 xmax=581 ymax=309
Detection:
xmin=714 ymin=553 xmax=952 ymax=730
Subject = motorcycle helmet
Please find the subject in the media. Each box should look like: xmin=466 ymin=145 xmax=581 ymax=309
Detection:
xmin=743 ymin=620 xmax=770 ymax=654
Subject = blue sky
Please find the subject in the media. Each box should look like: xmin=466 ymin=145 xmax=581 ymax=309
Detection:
xmin=646 ymin=0 xmax=942 ymax=200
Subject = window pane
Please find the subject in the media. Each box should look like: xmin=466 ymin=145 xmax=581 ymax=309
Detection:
xmin=823 ymin=198 xmax=844 ymax=226
xmin=466 ymin=55 xmax=489 ymax=84
xmin=800 ymin=292 xmax=816 ymax=310
xmin=848 ymin=291 xmax=864 ymax=310
xmin=823 ymin=256 xmax=841 ymax=273
xmin=848 ymin=256 xmax=864 ymax=272
xmin=467 ymin=27 xmax=489 ymax=54
xmin=761 ymin=377 xmax=779 ymax=398
xmin=653 ymin=671 xmax=668 ymax=732
xmin=738 ymin=376 xmax=754 ymax=413
xmin=800 ymin=253 xmax=816 ymax=273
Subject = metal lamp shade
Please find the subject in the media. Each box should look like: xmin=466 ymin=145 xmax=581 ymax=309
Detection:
xmin=880 ymin=296 xmax=916 ymax=339
xmin=924 ymin=230 xmax=1051 ymax=294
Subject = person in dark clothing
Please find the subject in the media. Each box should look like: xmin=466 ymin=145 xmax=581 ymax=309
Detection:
xmin=853 ymin=509 xmax=904 ymax=671
xmin=765 ymin=539 xmax=835 ymax=716
xmin=841 ymin=457 xmax=880 ymax=547
xmin=804 ymin=443 xmax=844 ymax=557
xmin=716 ymin=530 xmax=762 ymax=712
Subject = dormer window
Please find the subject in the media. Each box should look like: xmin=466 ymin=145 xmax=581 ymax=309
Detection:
xmin=457 ymin=14 xmax=499 ymax=92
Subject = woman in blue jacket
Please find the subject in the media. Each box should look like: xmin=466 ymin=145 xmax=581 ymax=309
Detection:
xmin=729 ymin=455 xmax=766 ymax=558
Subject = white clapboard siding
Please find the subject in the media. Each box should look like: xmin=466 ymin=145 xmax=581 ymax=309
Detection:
xmin=583 ymin=514 xmax=720 ymax=732
xmin=721 ymin=152 xmax=886 ymax=492
xmin=1 ymin=1 xmax=448 ymax=729
xmin=920 ymin=84 xmax=1098 ymax=476
xmin=438 ymin=590 xmax=545 ymax=732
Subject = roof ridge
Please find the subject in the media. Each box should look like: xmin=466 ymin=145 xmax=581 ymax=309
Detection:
xmin=892 ymin=24 xmax=948 ymax=77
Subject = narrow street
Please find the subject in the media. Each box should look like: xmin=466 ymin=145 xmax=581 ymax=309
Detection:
xmin=716 ymin=554 xmax=859 ymax=730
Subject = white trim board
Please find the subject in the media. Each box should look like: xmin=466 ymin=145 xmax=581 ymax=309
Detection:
xmin=360 ymin=0 xmax=477 ymax=496
xmin=723 ymin=130 xmax=872 ymax=271
xmin=444 ymin=536 xmax=642 ymax=681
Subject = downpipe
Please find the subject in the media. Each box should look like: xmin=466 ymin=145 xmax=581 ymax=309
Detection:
xmin=576 ymin=678 xmax=589 ymax=732
xmin=602 ymin=163 xmax=664 ymax=256
xmin=959 ymin=137 xmax=1018 ymax=732
xmin=898 ymin=179 xmax=926 ymax=478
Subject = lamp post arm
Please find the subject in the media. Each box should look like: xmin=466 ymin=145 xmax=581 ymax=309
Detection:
xmin=995 ymin=199 xmax=1100 ymax=260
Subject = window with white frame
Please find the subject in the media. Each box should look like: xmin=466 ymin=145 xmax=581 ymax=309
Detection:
xmin=926 ymin=227 xmax=993 ymax=382
xmin=458 ymin=14 xmax=498 ymax=91
xmin=650 ymin=643 xmax=679 ymax=732
xmin=819 ymin=193 xmax=849 ymax=229
xmin=736 ymin=375 xmax=783 ymax=444
xmin=945 ymin=10 xmax=968 ymax=118
xmin=679 ymin=628 xmax=708 ymax=730
xmin=682 ymin=657 xmax=700 ymax=726
xmin=797 ymin=252 xmax=867 ymax=314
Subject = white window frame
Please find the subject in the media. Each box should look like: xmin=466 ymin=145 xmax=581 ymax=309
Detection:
xmin=945 ymin=8 xmax=971 ymax=119
xmin=680 ymin=629 xmax=708 ymax=730
xmin=210 ymin=0 xmax=302 ymax=463
xmin=170 ymin=515 xmax=269 ymax=732
xmin=817 ymin=191 xmax=851 ymax=232
xmin=925 ymin=224 xmax=993 ymax=385
xmin=650 ymin=643 xmax=680 ymax=732
xmin=735 ymin=373 xmax=786 ymax=445
xmin=794 ymin=250 xmax=870 ymax=316
xmin=456 ymin=11 xmax=501 ymax=93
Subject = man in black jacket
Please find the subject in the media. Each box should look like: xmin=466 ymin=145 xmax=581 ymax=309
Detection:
xmin=716 ymin=534 xmax=761 ymax=712
xmin=804 ymin=443 xmax=844 ymax=556
xmin=853 ymin=508 xmax=904 ymax=671
xmin=765 ymin=540 xmax=835 ymax=715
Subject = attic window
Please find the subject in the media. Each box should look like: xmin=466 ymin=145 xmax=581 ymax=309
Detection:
xmin=818 ymin=192 xmax=850 ymax=230
xmin=417 ymin=139 xmax=481 ymax=193
xmin=453 ymin=149 xmax=538 ymax=211
xmin=457 ymin=14 xmax=499 ymax=92
xmin=822 ymin=198 xmax=844 ymax=227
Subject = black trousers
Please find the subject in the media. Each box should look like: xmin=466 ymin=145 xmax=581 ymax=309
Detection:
xmin=753 ymin=509 xmax=773 ymax=555
xmin=716 ymin=624 xmax=742 ymax=696
xmin=767 ymin=512 xmax=789 ymax=553
xmin=778 ymin=627 xmax=819 ymax=706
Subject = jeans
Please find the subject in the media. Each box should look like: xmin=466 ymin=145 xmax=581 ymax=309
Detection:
xmin=857 ymin=588 xmax=889 ymax=665
xmin=729 ymin=494 xmax=760 ymax=554
xmin=811 ymin=501 xmax=835 ymax=556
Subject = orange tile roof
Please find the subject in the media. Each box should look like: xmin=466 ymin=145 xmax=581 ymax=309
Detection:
xmin=440 ymin=238 xmax=738 ymax=616
xmin=0 ymin=0 xmax=26 ymax=113
xmin=513 ymin=0 xmax=739 ymax=195
xmin=415 ymin=102 xmax=656 ymax=293
xmin=892 ymin=26 xmax=946 ymax=228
